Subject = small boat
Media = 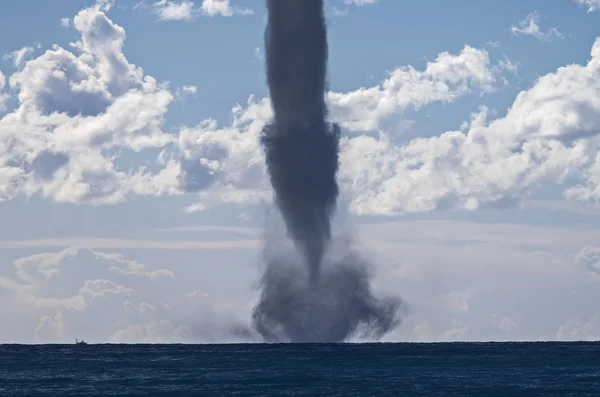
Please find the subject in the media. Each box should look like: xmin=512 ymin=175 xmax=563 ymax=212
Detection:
xmin=75 ymin=339 xmax=88 ymax=345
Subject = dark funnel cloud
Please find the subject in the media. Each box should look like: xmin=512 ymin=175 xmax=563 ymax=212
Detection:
xmin=253 ymin=0 xmax=403 ymax=343
xmin=261 ymin=0 xmax=340 ymax=283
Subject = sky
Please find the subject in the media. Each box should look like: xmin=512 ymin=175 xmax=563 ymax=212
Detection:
xmin=2 ymin=0 xmax=600 ymax=343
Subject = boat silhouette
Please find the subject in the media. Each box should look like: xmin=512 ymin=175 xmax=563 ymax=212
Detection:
xmin=75 ymin=339 xmax=88 ymax=345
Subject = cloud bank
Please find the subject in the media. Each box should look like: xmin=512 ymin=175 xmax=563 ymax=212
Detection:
xmin=1 ymin=1 xmax=600 ymax=219
xmin=0 ymin=247 xmax=253 ymax=343
xmin=2 ymin=221 xmax=600 ymax=342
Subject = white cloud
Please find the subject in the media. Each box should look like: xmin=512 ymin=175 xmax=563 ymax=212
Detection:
xmin=92 ymin=250 xmax=175 ymax=281
xmin=511 ymin=12 xmax=565 ymax=42
xmin=334 ymin=0 xmax=377 ymax=15
xmin=253 ymin=47 xmax=263 ymax=61
xmin=343 ymin=0 xmax=378 ymax=5
xmin=153 ymin=0 xmax=196 ymax=21
xmin=332 ymin=7 xmax=349 ymax=17
xmin=173 ymin=96 xmax=273 ymax=210
xmin=0 ymin=247 xmax=252 ymax=343
xmin=0 ymin=3 xmax=517 ymax=213
xmin=109 ymin=316 xmax=191 ymax=343
xmin=3 ymin=44 xmax=40 ymax=68
xmin=152 ymin=0 xmax=253 ymax=20
xmin=60 ymin=17 xmax=71 ymax=27
xmin=175 ymin=84 xmax=197 ymax=99
xmin=556 ymin=313 xmax=600 ymax=340
xmin=95 ymin=0 xmax=114 ymax=12
xmin=1 ymin=220 xmax=600 ymax=342
xmin=492 ymin=314 xmax=518 ymax=333
xmin=356 ymin=220 xmax=600 ymax=342
xmin=574 ymin=245 xmax=600 ymax=277
xmin=186 ymin=290 xmax=210 ymax=299
xmin=336 ymin=38 xmax=600 ymax=215
xmin=35 ymin=312 xmax=66 ymax=341
xmin=574 ymin=0 xmax=600 ymax=12
xmin=3 ymin=1 xmax=600 ymax=218
xmin=200 ymin=0 xmax=253 ymax=17
xmin=441 ymin=319 xmax=472 ymax=341
xmin=0 ymin=70 xmax=8 ymax=112
xmin=181 ymin=85 xmax=197 ymax=94
xmin=0 ymin=237 xmax=260 ymax=250
xmin=429 ymin=287 xmax=475 ymax=313
xmin=413 ymin=322 xmax=433 ymax=341
xmin=0 ymin=3 xmax=182 ymax=205
xmin=328 ymin=45 xmax=513 ymax=132
xmin=173 ymin=45 xmax=517 ymax=212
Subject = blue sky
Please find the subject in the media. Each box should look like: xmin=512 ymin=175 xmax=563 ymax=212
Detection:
xmin=3 ymin=0 xmax=600 ymax=343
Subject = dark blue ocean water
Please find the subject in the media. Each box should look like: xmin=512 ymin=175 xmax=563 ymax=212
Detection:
xmin=1 ymin=342 xmax=599 ymax=396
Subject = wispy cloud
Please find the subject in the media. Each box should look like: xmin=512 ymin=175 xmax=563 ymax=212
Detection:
xmin=175 ymin=85 xmax=198 ymax=100
xmin=155 ymin=224 xmax=261 ymax=236
xmin=333 ymin=0 xmax=377 ymax=16
xmin=574 ymin=0 xmax=600 ymax=12
xmin=0 ymin=237 xmax=260 ymax=250
xmin=200 ymin=0 xmax=253 ymax=17
xmin=151 ymin=0 xmax=253 ymax=21
xmin=344 ymin=0 xmax=378 ymax=5
xmin=154 ymin=0 xmax=196 ymax=21
xmin=2 ymin=43 xmax=41 ymax=67
xmin=511 ymin=11 xmax=565 ymax=42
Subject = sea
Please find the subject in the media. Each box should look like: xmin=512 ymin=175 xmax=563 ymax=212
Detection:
xmin=1 ymin=342 xmax=599 ymax=396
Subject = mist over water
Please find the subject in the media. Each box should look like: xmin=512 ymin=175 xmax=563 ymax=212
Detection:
xmin=252 ymin=0 xmax=402 ymax=343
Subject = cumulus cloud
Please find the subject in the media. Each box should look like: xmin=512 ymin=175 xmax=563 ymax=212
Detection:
xmin=4 ymin=1 xmax=600 ymax=217
xmin=511 ymin=11 xmax=565 ymax=42
xmin=173 ymin=96 xmax=273 ymax=210
xmin=175 ymin=46 xmax=517 ymax=211
xmin=328 ymin=45 xmax=514 ymax=132
xmin=0 ymin=247 xmax=251 ymax=343
xmin=0 ymin=0 xmax=276 ymax=211
xmin=337 ymin=38 xmax=600 ymax=215
xmin=0 ymin=2 xmax=182 ymax=204
xmin=0 ymin=1 xmax=519 ymax=212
